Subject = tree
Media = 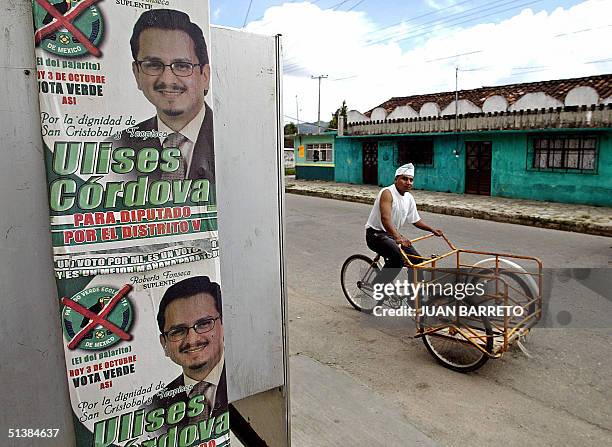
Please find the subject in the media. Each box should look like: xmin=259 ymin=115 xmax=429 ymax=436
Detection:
xmin=328 ymin=100 xmax=347 ymax=131
xmin=284 ymin=122 xmax=297 ymax=135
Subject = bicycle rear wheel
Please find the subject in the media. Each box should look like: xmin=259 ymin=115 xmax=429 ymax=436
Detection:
xmin=420 ymin=299 xmax=493 ymax=373
xmin=340 ymin=254 xmax=380 ymax=313
xmin=469 ymin=267 xmax=537 ymax=317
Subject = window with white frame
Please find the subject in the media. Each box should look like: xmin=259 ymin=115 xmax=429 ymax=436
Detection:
xmin=306 ymin=143 xmax=333 ymax=162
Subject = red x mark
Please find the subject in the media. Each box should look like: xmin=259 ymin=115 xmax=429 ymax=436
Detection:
xmin=62 ymin=284 xmax=132 ymax=350
xmin=34 ymin=0 xmax=103 ymax=57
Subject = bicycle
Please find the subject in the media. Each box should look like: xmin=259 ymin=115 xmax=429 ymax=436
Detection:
xmin=340 ymin=234 xmax=542 ymax=372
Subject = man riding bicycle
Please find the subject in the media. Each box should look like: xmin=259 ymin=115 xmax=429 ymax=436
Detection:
xmin=365 ymin=163 xmax=443 ymax=292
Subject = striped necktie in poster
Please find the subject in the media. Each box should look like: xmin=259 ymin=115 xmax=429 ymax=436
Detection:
xmin=188 ymin=381 xmax=213 ymax=423
xmin=161 ymin=132 xmax=187 ymax=180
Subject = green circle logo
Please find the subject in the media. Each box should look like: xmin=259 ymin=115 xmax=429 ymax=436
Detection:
xmin=33 ymin=0 xmax=104 ymax=58
xmin=62 ymin=285 xmax=133 ymax=350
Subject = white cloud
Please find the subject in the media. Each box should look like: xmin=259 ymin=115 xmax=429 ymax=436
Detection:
xmin=213 ymin=7 xmax=221 ymax=20
xmin=246 ymin=0 xmax=612 ymax=123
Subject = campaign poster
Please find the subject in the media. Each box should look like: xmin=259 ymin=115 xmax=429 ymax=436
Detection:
xmin=30 ymin=1 xmax=229 ymax=446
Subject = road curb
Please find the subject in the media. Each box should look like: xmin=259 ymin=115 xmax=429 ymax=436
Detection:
xmin=285 ymin=187 xmax=612 ymax=238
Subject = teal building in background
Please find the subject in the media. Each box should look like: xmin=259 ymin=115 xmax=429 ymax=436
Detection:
xmin=338 ymin=74 xmax=612 ymax=207
xmin=293 ymin=132 xmax=336 ymax=181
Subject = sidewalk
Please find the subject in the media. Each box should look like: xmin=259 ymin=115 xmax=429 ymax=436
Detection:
xmin=285 ymin=179 xmax=612 ymax=237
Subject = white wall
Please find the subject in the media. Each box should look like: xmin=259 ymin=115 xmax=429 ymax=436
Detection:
xmin=212 ymin=26 xmax=287 ymax=403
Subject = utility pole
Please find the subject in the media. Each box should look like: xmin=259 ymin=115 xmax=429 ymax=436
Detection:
xmin=455 ymin=66 xmax=459 ymax=132
xmin=454 ymin=66 xmax=460 ymax=157
xmin=295 ymin=95 xmax=300 ymax=133
xmin=311 ymin=74 xmax=328 ymax=134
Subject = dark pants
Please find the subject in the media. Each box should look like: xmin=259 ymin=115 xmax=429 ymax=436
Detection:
xmin=366 ymin=228 xmax=422 ymax=288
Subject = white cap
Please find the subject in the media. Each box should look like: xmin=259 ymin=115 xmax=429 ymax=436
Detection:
xmin=395 ymin=163 xmax=414 ymax=177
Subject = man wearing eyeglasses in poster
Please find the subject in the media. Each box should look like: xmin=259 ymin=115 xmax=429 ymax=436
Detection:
xmin=116 ymin=8 xmax=215 ymax=182
xmin=146 ymin=276 xmax=227 ymax=427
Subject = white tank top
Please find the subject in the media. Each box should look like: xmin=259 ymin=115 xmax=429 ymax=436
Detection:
xmin=365 ymin=185 xmax=420 ymax=231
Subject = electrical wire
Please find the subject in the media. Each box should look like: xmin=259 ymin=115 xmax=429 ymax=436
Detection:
xmin=284 ymin=115 xmax=334 ymax=130
xmin=242 ymin=0 xmax=254 ymax=28
xmin=367 ymin=0 xmax=543 ymax=47
xmin=329 ymin=0 xmax=353 ymax=11
xmin=361 ymin=0 xmax=476 ymax=40
xmin=425 ymin=50 xmax=483 ymax=63
xmin=282 ymin=0 xmax=479 ymax=65
xmin=283 ymin=0 xmax=543 ymax=70
xmin=346 ymin=0 xmax=367 ymax=12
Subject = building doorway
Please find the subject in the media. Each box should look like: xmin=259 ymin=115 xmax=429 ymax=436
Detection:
xmin=362 ymin=142 xmax=378 ymax=185
xmin=465 ymin=141 xmax=492 ymax=195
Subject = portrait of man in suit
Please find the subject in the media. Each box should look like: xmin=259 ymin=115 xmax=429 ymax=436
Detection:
xmin=116 ymin=8 xmax=215 ymax=183
xmin=146 ymin=276 xmax=227 ymax=427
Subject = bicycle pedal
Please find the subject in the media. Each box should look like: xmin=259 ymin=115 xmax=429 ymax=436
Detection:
xmin=386 ymin=295 xmax=403 ymax=309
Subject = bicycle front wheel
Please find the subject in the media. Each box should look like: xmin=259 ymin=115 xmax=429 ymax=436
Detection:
xmin=340 ymin=254 xmax=380 ymax=313
xmin=420 ymin=300 xmax=493 ymax=373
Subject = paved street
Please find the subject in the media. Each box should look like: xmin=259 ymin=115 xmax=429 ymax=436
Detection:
xmin=286 ymin=179 xmax=612 ymax=237
xmin=286 ymin=194 xmax=612 ymax=446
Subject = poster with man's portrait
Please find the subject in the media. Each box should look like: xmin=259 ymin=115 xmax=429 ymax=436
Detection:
xmin=30 ymin=1 xmax=229 ymax=445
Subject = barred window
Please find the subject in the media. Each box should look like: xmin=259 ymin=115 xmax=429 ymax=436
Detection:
xmin=398 ymin=140 xmax=434 ymax=166
xmin=530 ymin=135 xmax=597 ymax=173
xmin=306 ymin=143 xmax=333 ymax=162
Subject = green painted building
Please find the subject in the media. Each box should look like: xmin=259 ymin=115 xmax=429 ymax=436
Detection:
xmin=339 ymin=74 xmax=612 ymax=207
xmin=293 ymin=132 xmax=336 ymax=181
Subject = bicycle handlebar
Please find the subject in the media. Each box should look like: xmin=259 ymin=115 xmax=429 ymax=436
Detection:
xmin=407 ymin=232 xmax=456 ymax=250
xmin=399 ymin=232 xmax=457 ymax=266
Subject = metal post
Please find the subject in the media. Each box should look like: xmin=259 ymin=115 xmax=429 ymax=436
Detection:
xmin=455 ymin=66 xmax=459 ymax=132
xmin=317 ymin=76 xmax=322 ymax=134
xmin=295 ymin=95 xmax=300 ymax=132
xmin=455 ymin=66 xmax=460 ymax=157
xmin=311 ymin=74 xmax=328 ymax=134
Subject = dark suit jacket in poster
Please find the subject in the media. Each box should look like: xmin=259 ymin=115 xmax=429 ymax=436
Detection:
xmin=142 ymin=366 xmax=228 ymax=438
xmin=114 ymin=103 xmax=215 ymax=183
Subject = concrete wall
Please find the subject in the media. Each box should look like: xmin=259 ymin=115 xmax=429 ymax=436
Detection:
xmin=388 ymin=105 xmax=419 ymax=120
xmin=212 ymin=28 xmax=288 ymax=405
xmin=294 ymin=134 xmax=336 ymax=165
xmin=416 ymin=136 xmax=465 ymax=193
xmin=441 ymin=99 xmax=481 ymax=116
xmin=296 ymin=165 xmax=334 ymax=181
xmin=352 ymin=80 xmax=609 ymax=122
xmin=490 ymin=131 xmax=612 ymax=206
xmin=377 ymin=140 xmax=395 ymax=186
xmin=294 ymin=134 xmax=335 ymax=180
xmin=334 ymin=137 xmax=362 ymax=184
xmin=335 ymin=136 xmax=464 ymax=193
xmin=509 ymin=92 xmax=563 ymax=111
xmin=347 ymin=106 xmax=612 ymax=135
xmin=347 ymin=109 xmax=369 ymax=123
xmin=565 ymin=86 xmax=599 ymax=106
xmin=337 ymin=131 xmax=612 ymax=206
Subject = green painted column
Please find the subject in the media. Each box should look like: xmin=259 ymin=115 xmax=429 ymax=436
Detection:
xmin=335 ymin=137 xmax=362 ymax=184
xmin=378 ymin=140 xmax=395 ymax=186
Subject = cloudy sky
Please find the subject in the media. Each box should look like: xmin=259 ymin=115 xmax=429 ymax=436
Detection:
xmin=209 ymin=0 xmax=612 ymax=124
